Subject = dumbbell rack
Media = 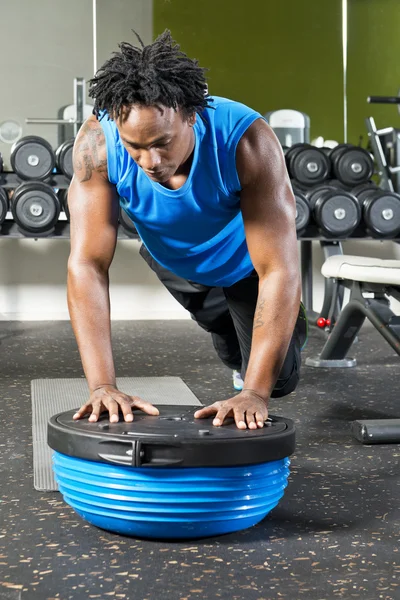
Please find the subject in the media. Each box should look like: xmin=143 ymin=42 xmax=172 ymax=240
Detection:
xmin=284 ymin=140 xmax=400 ymax=326
xmin=2 ymin=172 xmax=400 ymax=328
xmin=0 ymin=171 xmax=138 ymax=240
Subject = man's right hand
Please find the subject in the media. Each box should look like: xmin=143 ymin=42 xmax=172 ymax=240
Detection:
xmin=72 ymin=385 xmax=160 ymax=423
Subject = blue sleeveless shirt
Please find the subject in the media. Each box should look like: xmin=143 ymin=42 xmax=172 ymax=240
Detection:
xmin=100 ymin=96 xmax=263 ymax=287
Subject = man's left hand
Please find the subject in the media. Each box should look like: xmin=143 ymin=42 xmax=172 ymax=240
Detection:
xmin=194 ymin=390 xmax=269 ymax=430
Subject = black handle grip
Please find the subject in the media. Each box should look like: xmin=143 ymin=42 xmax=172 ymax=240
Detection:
xmin=367 ymin=96 xmax=400 ymax=104
xmin=97 ymin=439 xmax=183 ymax=466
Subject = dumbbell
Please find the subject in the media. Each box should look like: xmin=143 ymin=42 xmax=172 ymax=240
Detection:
xmin=330 ymin=144 xmax=374 ymax=187
xmin=11 ymin=181 xmax=61 ymax=236
xmin=11 ymin=136 xmax=55 ymax=180
xmin=0 ymin=187 xmax=9 ymax=225
xmin=56 ymin=139 xmax=74 ymax=180
xmin=57 ymin=188 xmax=70 ymax=220
xmin=285 ymin=143 xmax=331 ymax=186
xmin=119 ymin=205 xmax=138 ymax=238
xmin=291 ymin=185 xmax=311 ymax=234
xmin=351 ymin=182 xmax=400 ymax=238
xmin=304 ymin=182 xmax=361 ymax=237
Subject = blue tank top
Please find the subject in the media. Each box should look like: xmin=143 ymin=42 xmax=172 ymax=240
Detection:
xmin=100 ymin=96 xmax=263 ymax=286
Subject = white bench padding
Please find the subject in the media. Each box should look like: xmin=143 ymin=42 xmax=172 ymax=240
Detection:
xmin=321 ymin=255 xmax=400 ymax=285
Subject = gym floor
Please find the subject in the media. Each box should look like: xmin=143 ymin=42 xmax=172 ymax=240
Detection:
xmin=0 ymin=319 xmax=399 ymax=600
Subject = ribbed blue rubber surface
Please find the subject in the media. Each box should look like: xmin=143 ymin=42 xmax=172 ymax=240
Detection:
xmin=53 ymin=452 xmax=290 ymax=539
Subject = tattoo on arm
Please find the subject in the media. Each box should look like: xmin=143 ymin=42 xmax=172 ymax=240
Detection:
xmin=73 ymin=120 xmax=108 ymax=183
xmin=253 ymin=297 xmax=266 ymax=330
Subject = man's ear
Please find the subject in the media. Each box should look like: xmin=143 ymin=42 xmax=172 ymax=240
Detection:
xmin=188 ymin=113 xmax=197 ymax=127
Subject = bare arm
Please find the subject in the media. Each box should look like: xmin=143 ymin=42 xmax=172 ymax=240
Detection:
xmin=237 ymin=118 xmax=301 ymax=400
xmin=194 ymin=118 xmax=301 ymax=429
xmin=68 ymin=117 xmax=159 ymax=423
xmin=67 ymin=116 xmax=119 ymax=392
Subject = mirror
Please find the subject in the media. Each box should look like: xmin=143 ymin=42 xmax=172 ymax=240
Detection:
xmin=0 ymin=0 xmax=153 ymax=168
xmin=0 ymin=0 xmax=348 ymax=168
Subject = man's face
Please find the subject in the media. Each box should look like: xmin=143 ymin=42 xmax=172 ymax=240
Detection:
xmin=116 ymin=104 xmax=195 ymax=183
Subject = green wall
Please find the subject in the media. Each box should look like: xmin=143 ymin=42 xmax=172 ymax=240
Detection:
xmin=154 ymin=0 xmax=344 ymax=142
xmin=347 ymin=0 xmax=400 ymax=144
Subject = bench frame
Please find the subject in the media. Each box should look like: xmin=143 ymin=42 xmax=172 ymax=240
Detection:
xmin=306 ymin=278 xmax=400 ymax=367
xmin=306 ymin=269 xmax=400 ymax=443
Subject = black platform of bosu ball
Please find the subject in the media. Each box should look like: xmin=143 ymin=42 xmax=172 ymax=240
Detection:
xmin=48 ymin=406 xmax=295 ymax=540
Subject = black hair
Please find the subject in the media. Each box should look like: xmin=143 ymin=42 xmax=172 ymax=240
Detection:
xmin=89 ymin=29 xmax=212 ymax=120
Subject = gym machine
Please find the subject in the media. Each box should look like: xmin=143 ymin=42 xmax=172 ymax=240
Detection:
xmin=365 ymin=90 xmax=400 ymax=194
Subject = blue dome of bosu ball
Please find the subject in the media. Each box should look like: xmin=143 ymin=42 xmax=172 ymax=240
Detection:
xmin=47 ymin=406 xmax=295 ymax=540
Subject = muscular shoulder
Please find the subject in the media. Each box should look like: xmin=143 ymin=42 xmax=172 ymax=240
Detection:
xmin=73 ymin=115 xmax=108 ymax=183
xmin=236 ymin=119 xmax=286 ymax=188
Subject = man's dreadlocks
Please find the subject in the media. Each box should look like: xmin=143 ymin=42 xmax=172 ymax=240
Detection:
xmin=89 ymin=30 xmax=211 ymax=120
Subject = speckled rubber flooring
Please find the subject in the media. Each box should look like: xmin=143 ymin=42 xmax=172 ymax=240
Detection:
xmin=0 ymin=320 xmax=399 ymax=600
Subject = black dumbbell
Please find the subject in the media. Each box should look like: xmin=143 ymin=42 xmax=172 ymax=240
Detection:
xmin=330 ymin=144 xmax=374 ymax=187
xmin=305 ymin=183 xmax=361 ymax=237
xmin=291 ymin=184 xmax=311 ymax=234
xmin=56 ymin=139 xmax=74 ymax=180
xmin=11 ymin=136 xmax=56 ymax=180
xmin=285 ymin=143 xmax=331 ymax=186
xmin=57 ymin=188 xmax=70 ymax=220
xmin=0 ymin=187 xmax=9 ymax=225
xmin=352 ymin=182 xmax=400 ymax=238
xmin=11 ymin=181 xmax=61 ymax=236
xmin=119 ymin=205 xmax=138 ymax=238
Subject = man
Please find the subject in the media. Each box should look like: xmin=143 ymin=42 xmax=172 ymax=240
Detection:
xmin=69 ymin=30 xmax=307 ymax=431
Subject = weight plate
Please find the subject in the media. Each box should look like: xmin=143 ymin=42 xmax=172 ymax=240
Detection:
xmin=57 ymin=188 xmax=69 ymax=220
xmin=10 ymin=136 xmax=55 ymax=180
xmin=284 ymin=142 xmax=312 ymax=161
xmin=334 ymin=147 xmax=374 ymax=186
xmin=363 ymin=192 xmax=400 ymax=237
xmin=306 ymin=185 xmax=333 ymax=209
xmin=0 ymin=187 xmax=9 ymax=224
xmin=351 ymin=181 xmax=376 ymax=197
xmin=119 ymin=206 xmax=138 ymax=237
xmin=329 ymin=143 xmax=352 ymax=168
xmin=56 ymin=139 xmax=74 ymax=179
xmin=318 ymin=192 xmax=360 ymax=236
xmin=294 ymin=191 xmax=310 ymax=232
xmin=327 ymin=178 xmax=354 ymax=191
xmin=290 ymin=179 xmax=308 ymax=194
xmin=0 ymin=120 xmax=22 ymax=144
xmin=309 ymin=187 xmax=360 ymax=236
xmin=12 ymin=181 xmax=60 ymax=234
xmin=290 ymin=147 xmax=331 ymax=186
xmin=284 ymin=143 xmax=312 ymax=173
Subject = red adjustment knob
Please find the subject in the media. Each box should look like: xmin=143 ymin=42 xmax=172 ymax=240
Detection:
xmin=326 ymin=319 xmax=331 ymax=326
xmin=317 ymin=318 xmax=327 ymax=328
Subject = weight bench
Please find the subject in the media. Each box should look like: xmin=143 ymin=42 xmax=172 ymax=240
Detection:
xmin=305 ymin=254 xmax=400 ymax=444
